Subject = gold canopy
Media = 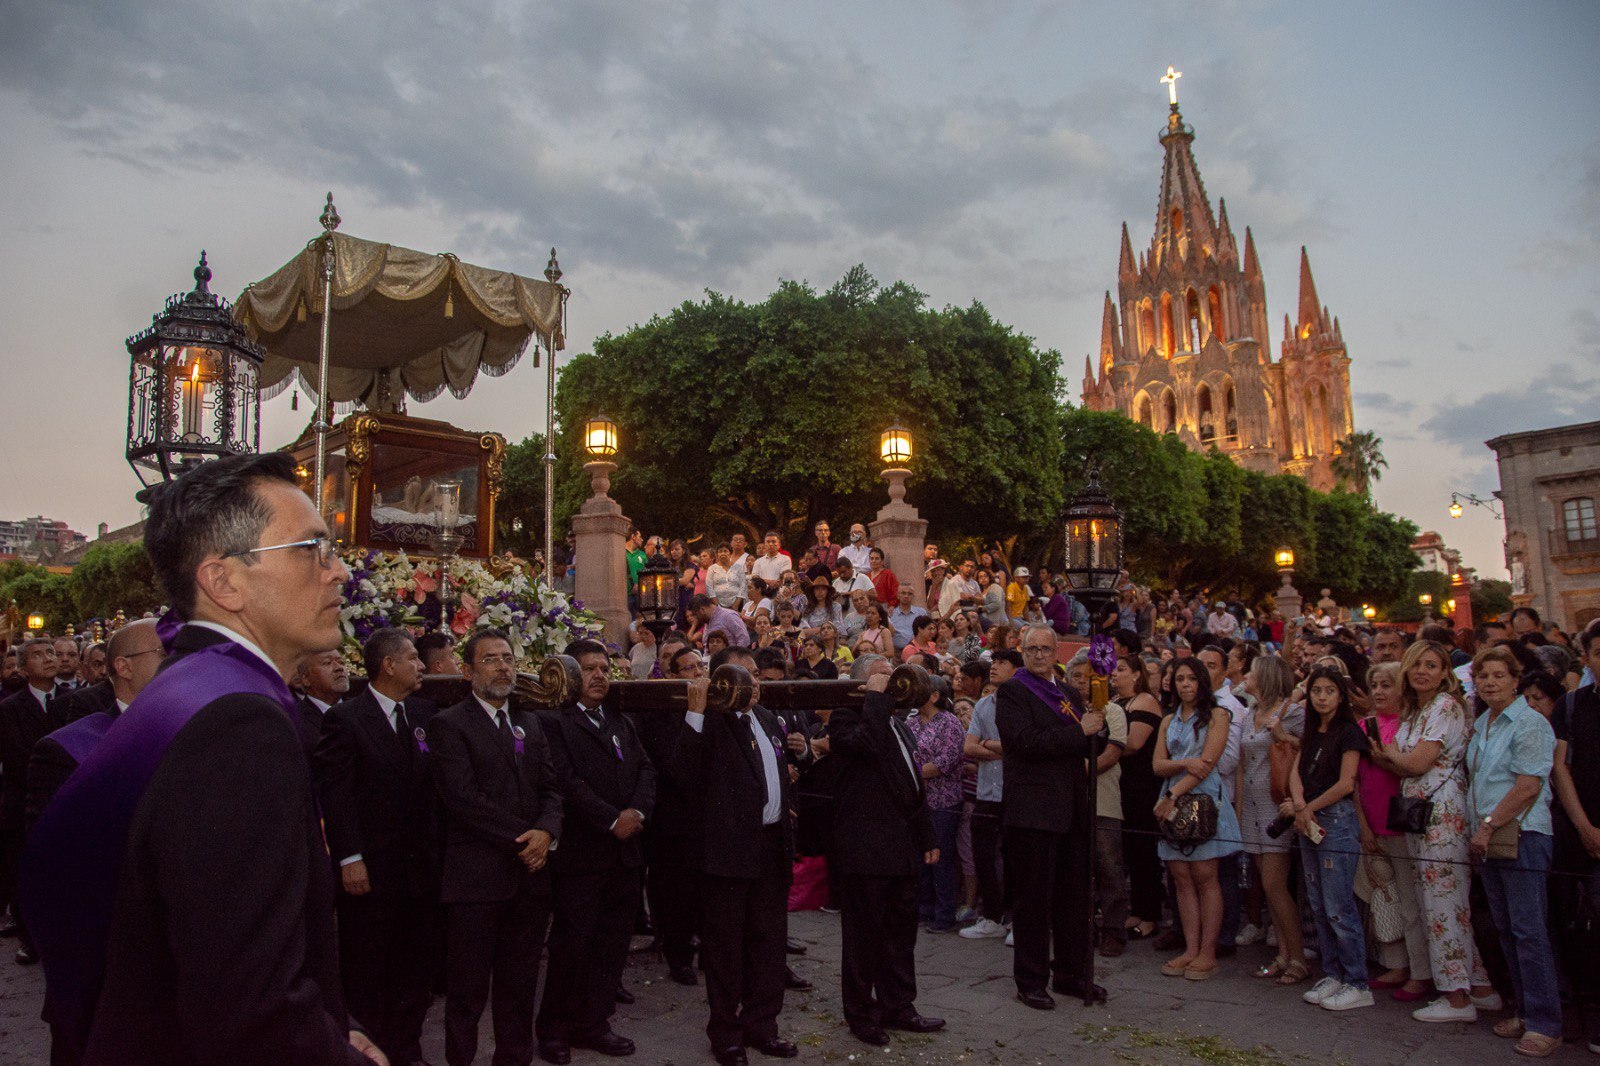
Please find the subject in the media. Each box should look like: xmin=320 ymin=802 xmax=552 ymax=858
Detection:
xmin=236 ymin=232 xmax=565 ymax=410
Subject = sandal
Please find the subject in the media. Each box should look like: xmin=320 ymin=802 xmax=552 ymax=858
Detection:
xmin=1255 ymin=956 xmax=1289 ymax=979
xmin=1161 ymin=956 xmax=1196 ymax=977
xmin=1183 ymin=964 xmax=1218 ymax=982
xmin=1494 ymin=1017 xmax=1527 ymax=1039
xmin=1276 ymin=960 xmax=1311 ymax=986
xmin=1127 ymin=922 xmax=1157 ymax=940
xmin=1514 ymin=1032 xmax=1561 ymax=1058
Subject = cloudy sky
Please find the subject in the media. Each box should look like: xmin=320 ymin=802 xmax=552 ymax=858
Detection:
xmin=3 ymin=0 xmax=1596 ymax=579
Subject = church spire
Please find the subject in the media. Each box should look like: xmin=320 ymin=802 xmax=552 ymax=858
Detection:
xmin=1100 ymin=291 xmax=1122 ymax=367
xmin=1118 ymin=223 xmax=1136 ymax=280
xmin=1297 ymin=246 xmax=1321 ymax=332
xmin=1216 ymin=198 xmax=1238 ymax=262
xmin=1242 ymin=227 xmax=1262 ymax=280
xmin=1149 ymin=70 xmax=1218 ymax=272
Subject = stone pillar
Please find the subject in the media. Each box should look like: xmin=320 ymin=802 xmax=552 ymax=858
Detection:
xmin=869 ymin=467 xmax=929 ymax=610
xmin=571 ymin=461 xmax=630 ymax=645
xmin=1275 ymin=569 xmax=1303 ymax=663
xmin=1450 ymin=571 xmax=1474 ymax=636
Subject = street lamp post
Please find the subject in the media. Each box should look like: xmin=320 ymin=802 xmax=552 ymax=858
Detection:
xmin=542 ymin=249 xmax=570 ymax=587
xmin=1275 ymin=548 xmax=1303 ymax=661
xmin=570 ymin=411 xmax=631 ymax=643
xmin=869 ymin=423 xmax=929 ymax=609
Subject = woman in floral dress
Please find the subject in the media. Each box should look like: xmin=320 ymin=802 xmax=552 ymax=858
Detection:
xmin=1369 ymin=639 xmax=1493 ymax=1021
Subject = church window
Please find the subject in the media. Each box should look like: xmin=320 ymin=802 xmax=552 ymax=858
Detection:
xmin=1161 ymin=390 xmax=1177 ymax=433
xmin=1160 ymin=293 xmax=1175 ymax=358
xmin=1139 ymin=301 xmax=1156 ymax=353
xmin=1208 ymin=286 xmax=1225 ymax=341
xmin=1223 ymin=380 xmax=1238 ymax=439
xmin=1197 ymin=384 xmax=1214 ymax=443
xmin=1135 ymin=393 xmax=1153 ymax=428
xmin=1565 ymin=498 xmax=1598 ymax=545
xmin=1171 ymin=207 xmax=1183 ymax=237
xmin=1186 ymin=290 xmax=1202 ymax=352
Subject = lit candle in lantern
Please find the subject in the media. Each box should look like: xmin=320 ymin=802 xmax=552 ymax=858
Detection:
xmin=438 ymin=481 xmax=461 ymax=527
xmin=179 ymin=358 xmax=203 ymax=439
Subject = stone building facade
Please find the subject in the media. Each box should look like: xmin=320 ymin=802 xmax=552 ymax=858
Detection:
xmin=1489 ymin=419 xmax=1600 ymax=632
xmin=1080 ymin=97 xmax=1353 ymax=491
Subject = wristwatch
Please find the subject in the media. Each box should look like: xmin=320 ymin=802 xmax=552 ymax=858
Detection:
xmin=1482 ymin=815 xmax=1495 ymax=829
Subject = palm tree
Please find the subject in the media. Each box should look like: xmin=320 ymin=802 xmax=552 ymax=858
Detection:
xmin=1332 ymin=430 xmax=1387 ymax=499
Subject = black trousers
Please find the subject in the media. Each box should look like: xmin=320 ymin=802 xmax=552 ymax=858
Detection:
xmin=700 ymin=825 xmax=789 ymax=1049
xmin=1122 ymin=817 xmax=1164 ymax=926
xmin=338 ymin=891 xmax=436 ymax=1065
xmin=834 ymin=872 xmax=919 ymax=1030
xmin=1005 ymin=824 xmax=1091 ymax=995
xmin=444 ymin=890 xmax=551 ymax=1066
xmin=646 ymin=854 xmax=703 ymax=971
xmin=537 ymin=868 xmax=640 ymax=1043
xmin=970 ymin=799 xmax=1008 ymax=923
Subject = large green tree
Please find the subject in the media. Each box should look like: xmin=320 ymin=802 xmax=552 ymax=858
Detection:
xmin=71 ymin=541 xmax=164 ymax=619
xmin=1332 ymin=430 xmax=1388 ymax=499
xmin=550 ymin=268 xmax=1065 ymax=550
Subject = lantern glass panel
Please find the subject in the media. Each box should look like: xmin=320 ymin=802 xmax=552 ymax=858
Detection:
xmin=584 ymin=418 xmax=618 ymax=458
xmin=1275 ymin=548 xmax=1295 ymax=569
xmin=880 ymin=427 xmax=912 ymax=467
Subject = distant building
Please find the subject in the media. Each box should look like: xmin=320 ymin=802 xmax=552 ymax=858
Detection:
xmin=1411 ymin=531 xmax=1463 ymax=576
xmin=1488 ymin=419 xmax=1600 ymax=632
xmin=1080 ymin=90 xmax=1355 ymax=491
xmin=0 ymin=516 xmax=88 ymax=563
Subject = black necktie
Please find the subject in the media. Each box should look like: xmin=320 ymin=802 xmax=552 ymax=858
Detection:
xmin=394 ymin=702 xmax=412 ymax=760
xmin=497 ymin=709 xmax=514 ymax=745
xmin=741 ymin=713 xmax=769 ymax=803
xmin=585 ymin=707 xmax=604 ymax=732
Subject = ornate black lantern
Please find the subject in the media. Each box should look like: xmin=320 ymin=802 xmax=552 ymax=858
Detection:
xmin=636 ymin=553 xmax=679 ymax=641
xmin=1063 ymin=464 xmax=1124 ymax=611
xmin=126 ymin=252 xmax=265 ymax=493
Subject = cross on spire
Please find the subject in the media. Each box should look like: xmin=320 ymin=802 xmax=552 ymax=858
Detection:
xmin=1161 ymin=65 xmax=1182 ymax=107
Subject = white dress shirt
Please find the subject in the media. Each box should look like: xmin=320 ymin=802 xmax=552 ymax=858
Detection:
xmin=685 ymin=709 xmax=784 ymax=825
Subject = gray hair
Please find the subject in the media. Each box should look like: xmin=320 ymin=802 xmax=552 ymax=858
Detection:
xmin=1021 ymin=623 xmax=1058 ymax=648
xmin=850 ymin=654 xmax=888 ymax=680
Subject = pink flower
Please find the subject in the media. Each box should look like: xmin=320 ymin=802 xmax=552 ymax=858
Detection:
xmin=412 ymin=571 xmax=438 ymax=603
xmin=451 ymin=593 xmax=480 ymax=635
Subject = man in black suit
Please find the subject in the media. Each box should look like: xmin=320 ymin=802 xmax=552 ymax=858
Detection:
xmin=17 ymin=451 xmax=382 ymax=1065
xmin=427 ymin=627 xmax=562 ymax=1066
xmin=0 ymin=636 xmax=63 ymax=965
xmin=27 ymin=619 xmax=165 ymax=827
xmin=536 ymin=638 xmax=655 ymax=1063
xmin=996 ymin=624 xmax=1106 ymax=1010
xmin=675 ymin=647 xmax=798 ymax=1065
xmin=825 ymin=654 xmax=944 ymax=1047
xmin=317 ymin=627 xmax=440 ymax=1066
xmin=51 ymin=639 xmax=81 ymax=692
xmin=630 ymin=643 xmax=705 ymax=987
xmin=293 ymin=647 xmax=351 ymax=768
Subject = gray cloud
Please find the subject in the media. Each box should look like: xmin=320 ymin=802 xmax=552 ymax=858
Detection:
xmin=1420 ymin=356 xmax=1599 ymax=455
xmin=1355 ymin=390 xmax=1416 ymax=417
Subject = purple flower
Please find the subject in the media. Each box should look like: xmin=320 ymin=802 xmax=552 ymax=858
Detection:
xmin=1088 ymin=634 xmax=1117 ymax=677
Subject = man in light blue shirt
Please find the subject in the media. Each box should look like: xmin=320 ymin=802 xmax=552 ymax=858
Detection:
xmin=960 ymin=651 xmax=1020 ymax=940
xmin=888 ymin=585 xmax=921 ymax=653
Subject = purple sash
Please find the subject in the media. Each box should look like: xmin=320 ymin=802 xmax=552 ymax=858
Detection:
xmin=17 ymin=632 xmax=295 ymax=1049
xmin=49 ymin=712 xmax=117 ymax=767
xmin=1014 ymin=668 xmax=1084 ymax=725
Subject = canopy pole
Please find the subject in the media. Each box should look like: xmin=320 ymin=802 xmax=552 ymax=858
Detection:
xmin=313 ymin=193 xmax=341 ymax=517
xmin=543 ymin=250 xmax=566 ymax=587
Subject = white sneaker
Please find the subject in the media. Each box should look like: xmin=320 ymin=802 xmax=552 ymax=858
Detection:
xmin=1303 ymin=977 xmax=1341 ymax=1005
xmin=1265 ymin=924 xmax=1278 ymax=948
xmin=1321 ymin=985 xmax=1375 ymax=1012
xmin=1412 ymin=998 xmax=1478 ymax=1023
xmin=1236 ymin=923 xmax=1265 ymax=947
xmin=960 ymin=918 xmax=1007 ymax=940
xmin=1471 ymin=990 xmax=1504 ymax=1011
xmin=1004 ymin=930 xmax=1014 ymax=947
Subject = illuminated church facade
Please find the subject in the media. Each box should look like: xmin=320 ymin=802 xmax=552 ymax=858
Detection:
xmin=1080 ymin=78 xmax=1354 ymax=492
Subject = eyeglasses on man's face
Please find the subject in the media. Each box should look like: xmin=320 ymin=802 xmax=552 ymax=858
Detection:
xmin=224 ymin=535 xmax=338 ymax=569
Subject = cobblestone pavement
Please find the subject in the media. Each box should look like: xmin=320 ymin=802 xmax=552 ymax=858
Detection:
xmin=2 ymin=913 xmax=1592 ymax=1064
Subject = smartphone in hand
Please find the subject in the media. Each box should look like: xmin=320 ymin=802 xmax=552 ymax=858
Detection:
xmin=1364 ymin=717 xmax=1382 ymax=744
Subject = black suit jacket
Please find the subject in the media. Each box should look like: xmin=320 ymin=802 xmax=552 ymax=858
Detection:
xmin=995 ymin=674 xmax=1090 ymax=832
xmin=315 ymin=690 xmax=440 ymax=899
xmin=539 ymin=704 xmax=655 ymax=876
xmin=429 ymin=697 xmax=564 ymax=904
xmin=825 ymin=692 xmax=935 ymax=877
xmin=295 ymin=695 xmax=329 ymax=770
xmin=83 ymin=625 xmax=363 ymax=1065
xmin=0 ymin=685 xmax=67 ymax=833
xmin=629 ymin=709 xmax=703 ymax=859
xmin=62 ymin=681 xmax=116 ymax=724
xmin=670 ymin=706 xmax=795 ymax=881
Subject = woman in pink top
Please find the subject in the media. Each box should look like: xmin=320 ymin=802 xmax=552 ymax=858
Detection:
xmin=1354 ymin=662 xmax=1430 ymax=995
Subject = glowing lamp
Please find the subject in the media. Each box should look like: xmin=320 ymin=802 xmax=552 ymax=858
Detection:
xmin=880 ymin=424 xmax=913 ymax=468
xmin=636 ymin=554 xmax=679 ymax=640
xmin=583 ymin=414 xmax=619 ymax=459
xmin=1449 ymin=501 xmax=1464 ymax=519
xmin=1362 ymin=605 xmax=1376 ymax=620
xmin=1274 ymin=548 xmax=1295 ymax=570
xmin=1063 ymin=465 xmax=1124 ymax=598
xmin=1418 ymin=593 xmax=1433 ymax=607
xmin=26 ymin=613 xmax=45 ymax=631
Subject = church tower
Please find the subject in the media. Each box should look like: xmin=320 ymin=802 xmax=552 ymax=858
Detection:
xmin=1081 ymin=70 xmax=1354 ymax=491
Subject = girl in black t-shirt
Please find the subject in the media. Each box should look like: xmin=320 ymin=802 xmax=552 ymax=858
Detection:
xmin=1285 ymin=665 xmax=1372 ymax=1011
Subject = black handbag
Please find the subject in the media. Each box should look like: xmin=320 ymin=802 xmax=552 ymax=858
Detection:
xmin=1160 ymin=792 xmax=1218 ymax=855
xmin=1383 ymin=709 xmax=1455 ymax=834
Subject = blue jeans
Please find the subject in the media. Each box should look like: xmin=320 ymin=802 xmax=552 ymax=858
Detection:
xmin=919 ymin=808 xmax=960 ymax=929
xmin=1481 ymin=831 xmax=1562 ymax=1038
xmin=1298 ymin=799 xmax=1367 ymax=989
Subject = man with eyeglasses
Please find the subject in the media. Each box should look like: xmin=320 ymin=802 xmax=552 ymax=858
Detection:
xmin=0 ymin=637 xmax=64 ymax=966
xmin=997 ymin=625 xmax=1107 ymax=1010
xmin=428 ymin=627 xmax=563 ymax=1066
xmin=18 ymin=452 xmax=383 ymax=1065
xmin=317 ymin=628 xmax=440 ymax=1066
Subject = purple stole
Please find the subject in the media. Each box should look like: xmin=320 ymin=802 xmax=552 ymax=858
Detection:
xmin=17 ymin=632 xmax=295 ymax=1049
xmin=1014 ymin=668 xmax=1084 ymax=725
xmin=48 ymin=711 xmax=117 ymax=767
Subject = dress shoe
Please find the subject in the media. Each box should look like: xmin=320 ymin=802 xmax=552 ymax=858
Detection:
xmin=712 ymin=1047 xmax=748 ymax=1066
xmin=0 ymin=922 xmax=17 ymax=938
xmin=570 ymin=1031 xmax=635 ymax=1057
xmin=1097 ymin=932 xmax=1126 ymax=958
xmin=614 ymin=986 xmax=635 ymax=1005
xmin=1016 ymin=989 xmax=1056 ymax=1010
xmin=14 ymin=945 xmax=38 ymax=966
xmin=849 ymin=1024 xmax=890 ymax=1046
xmin=743 ymin=1035 xmax=799 ymax=1058
xmin=537 ymin=1041 xmax=571 ymax=1065
xmin=1152 ymin=927 xmax=1183 ymax=951
xmin=784 ymin=966 xmax=812 ymax=991
xmin=669 ymin=963 xmax=699 ymax=986
xmin=785 ymin=938 xmax=807 ymax=955
xmin=1051 ymin=978 xmax=1108 ymax=1003
xmin=884 ymin=1013 xmax=945 ymax=1033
